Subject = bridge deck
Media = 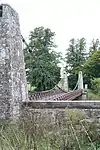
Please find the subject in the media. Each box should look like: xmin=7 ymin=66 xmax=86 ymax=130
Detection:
xmin=28 ymin=89 xmax=83 ymax=101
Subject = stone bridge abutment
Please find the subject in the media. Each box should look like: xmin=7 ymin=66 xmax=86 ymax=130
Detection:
xmin=0 ymin=4 xmax=28 ymax=119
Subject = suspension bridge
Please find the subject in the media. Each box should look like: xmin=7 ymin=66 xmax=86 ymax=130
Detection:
xmin=22 ymin=34 xmax=86 ymax=102
xmin=23 ymin=70 xmax=88 ymax=109
xmin=27 ymin=71 xmax=85 ymax=101
xmin=0 ymin=4 xmax=100 ymax=120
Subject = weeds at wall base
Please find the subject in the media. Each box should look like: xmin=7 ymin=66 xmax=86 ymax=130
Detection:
xmin=0 ymin=109 xmax=100 ymax=150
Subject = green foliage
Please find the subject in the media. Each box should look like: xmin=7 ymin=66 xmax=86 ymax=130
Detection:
xmin=87 ymin=90 xmax=100 ymax=100
xmin=24 ymin=27 xmax=61 ymax=91
xmin=65 ymin=38 xmax=100 ymax=90
xmin=82 ymin=43 xmax=100 ymax=89
xmin=68 ymin=73 xmax=78 ymax=90
xmin=66 ymin=38 xmax=87 ymax=70
xmin=27 ymin=84 xmax=36 ymax=92
xmin=65 ymin=38 xmax=87 ymax=89
xmin=91 ymin=78 xmax=100 ymax=94
xmin=89 ymin=39 xmax=100 ymax=55
xmin=84 ymin=50 xmax=100 ymax=79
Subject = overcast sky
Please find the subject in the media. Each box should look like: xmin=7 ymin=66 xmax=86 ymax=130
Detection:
xmin=1 ymin=0 xmax=100 ymax=55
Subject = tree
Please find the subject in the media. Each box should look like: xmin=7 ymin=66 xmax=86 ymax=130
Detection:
xmin=89 ymin=39 xmax=100 ymax=55
xmin=84 ymin=50 xmax=100 ymax=79
xmin=82 ymin=39 xmax=100 ymax=88
xmin=65 ymin=38 xmax=87 ymax=73
xmin=24 ymin=27 xmax=61 ymax=91
xmin=65 ymin=38 xmax=87 ymax=89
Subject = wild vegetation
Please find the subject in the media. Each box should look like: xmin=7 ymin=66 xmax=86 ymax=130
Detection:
xmin=0 ymin=110 xmax=100 ymax=150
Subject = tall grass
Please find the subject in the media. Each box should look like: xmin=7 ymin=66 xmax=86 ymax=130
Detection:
xmin=0 ymin=109 xmax=100 ymax=150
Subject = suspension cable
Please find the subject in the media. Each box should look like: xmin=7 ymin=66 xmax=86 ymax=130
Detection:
xmin=21 ymin=35 xmax=32 ymax=53
xmin=72 ymin=79 xmax=79 ymax=91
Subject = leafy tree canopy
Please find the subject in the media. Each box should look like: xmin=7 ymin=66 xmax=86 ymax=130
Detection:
xmin=91 ymin=78 xmax=100 ymax=94
xmin=24 ymin=27 xmax=62 ymax=91
xmin=65 ymin=38 xmax=87 ymax=72
xmin=84 ymin=50 xmax=100 ymax=78
xmin=65 ymin=38 xmax=87 ymax=89
xmin=89 ymin=39 xmax=100 ymax=55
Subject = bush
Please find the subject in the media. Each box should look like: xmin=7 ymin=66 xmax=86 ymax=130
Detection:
xmin=87 ymin=90 xmax=100 ymax=100
xmin=91 ymin=78 xmax=100 ymax=94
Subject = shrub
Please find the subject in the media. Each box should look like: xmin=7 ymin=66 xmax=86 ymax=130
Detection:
xmin=91 ymin=78 xmax=100 ymax=94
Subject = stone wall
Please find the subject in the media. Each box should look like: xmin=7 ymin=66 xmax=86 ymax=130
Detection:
xmin=0 ymin=4 xmax=28 ymax=119
xmin=22 ymin=107 xmax=100 ymax=124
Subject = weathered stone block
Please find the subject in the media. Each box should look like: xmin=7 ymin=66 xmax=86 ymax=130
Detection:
xmin=0 ymin=4 xmax=28 ymax=119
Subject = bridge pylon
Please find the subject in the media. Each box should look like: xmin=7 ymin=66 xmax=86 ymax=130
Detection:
xmin=56 ymin=66 xmax=68 ymax=92
xmin=77 ymin=71 xmax=87 ymax=100
xmin=78 ymin=71 xmax=84 ymax=90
